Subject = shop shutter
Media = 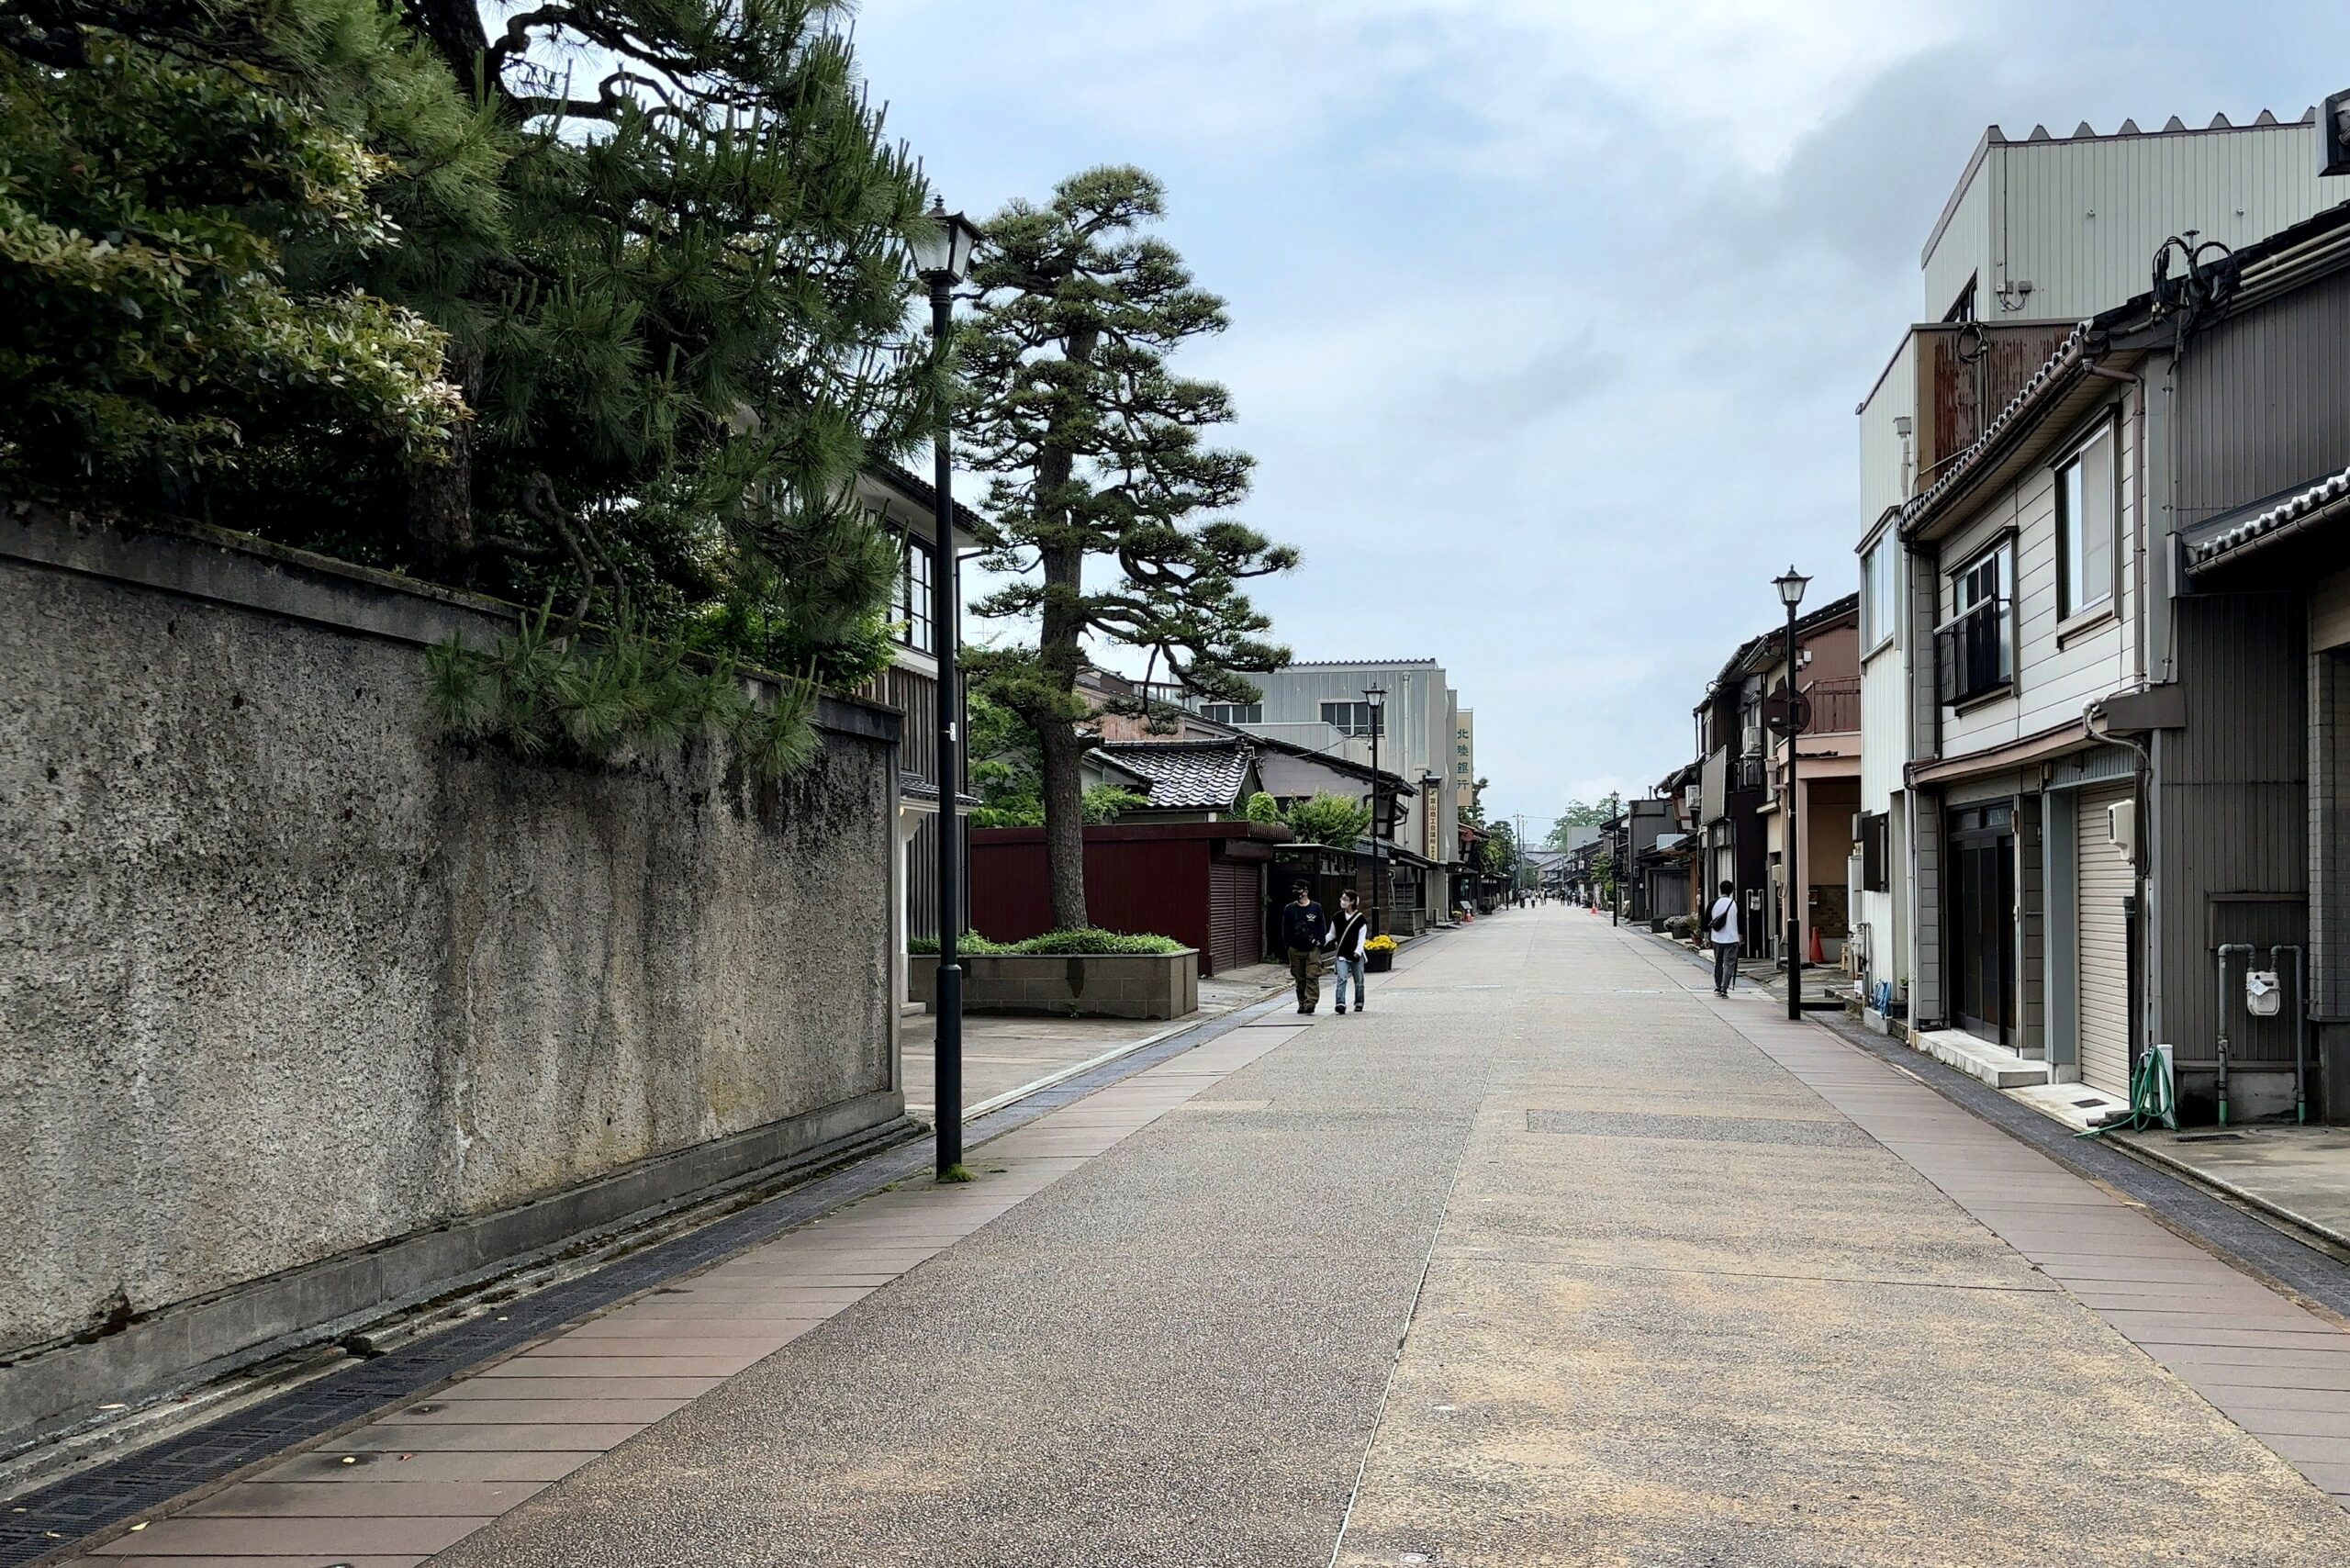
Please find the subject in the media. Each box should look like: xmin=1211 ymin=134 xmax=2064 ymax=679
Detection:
xmin=1208 ymin=860 xmax=1260 ymax=976
xmin=2076 ymin=782 xmax=2133 ymax=1097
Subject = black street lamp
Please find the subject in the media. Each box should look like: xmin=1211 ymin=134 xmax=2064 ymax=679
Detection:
xmin=910 ymin=198 xmax=984 ymax=1181
xmin=1363 ymin=685 xmax=1386 ymax=935
xmin=1774 ymin=565 xmax=1811 ymax=1023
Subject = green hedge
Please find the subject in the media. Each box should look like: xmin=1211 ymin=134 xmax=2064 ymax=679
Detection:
xmin=907 ymin=927 xmax=1186 ymax=957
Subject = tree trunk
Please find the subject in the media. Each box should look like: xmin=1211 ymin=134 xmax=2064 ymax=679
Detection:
xmin=1030 ymin=327 xmax=1096 ymax=929
xmin=1037 ymin=716 xmax=1089 ymax=930
xmin=408 ymin=341 xmax=477 ymax=582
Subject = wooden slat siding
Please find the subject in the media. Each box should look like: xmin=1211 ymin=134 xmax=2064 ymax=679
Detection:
xmin=2316 ymin=649 xmax=2350 ymax=1019
xmin=2174 ymin=265 xmax=2350 ymax=530
xmin=1207 ymin=859 xmax=1261 ymax=975
xmin=2018 ymin=795 xmax=2045 ymax=1054
xmin=2077 ymin=780 xmax=2135 ymax=1096
xmin=856 ymin=664 xmax=939 ymax=787
xmin=1914 ymin=791 xmax=1942 ymax=1024
xmin=2157 ymin=593 xmax=2310 ymax=1066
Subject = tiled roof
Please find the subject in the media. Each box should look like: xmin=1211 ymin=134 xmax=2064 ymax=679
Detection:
xmin=1091 ymin=740 xmax=1255 ymax=809
xmin=2185 ymin=462 xmax=2350 ymax=568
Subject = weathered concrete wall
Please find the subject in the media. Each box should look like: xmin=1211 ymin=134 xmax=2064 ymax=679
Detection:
xmin=0 ymin=504 xmax=902 ymax=1447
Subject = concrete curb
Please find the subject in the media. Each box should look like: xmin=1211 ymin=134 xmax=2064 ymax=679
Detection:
xmin=2106 ymin=1135 xmax=2350 ymax=1259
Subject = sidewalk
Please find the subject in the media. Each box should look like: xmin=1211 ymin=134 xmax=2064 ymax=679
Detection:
xmin=900 ymin=960 xmax=1288 ymax=1121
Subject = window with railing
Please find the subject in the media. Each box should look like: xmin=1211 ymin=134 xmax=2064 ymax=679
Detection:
xmin=1937 ymin=597 xmax=2011 ymax=704
xmin=1938 ymin=541 xmax=2012 ymax=705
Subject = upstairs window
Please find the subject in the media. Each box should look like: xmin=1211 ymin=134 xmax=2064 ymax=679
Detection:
xmin=2058 ymin=427 xmax=2116 ymax=619
xmin=1200 ymin=702 xmax=1260 ymax=724
xmin=896 ymin=533 xmax=934 ymax=653
xmin=1862 ymin=536 xmax=1896 ymax=652
xmin=1320 ymin=700 xmax=1384 ymax=738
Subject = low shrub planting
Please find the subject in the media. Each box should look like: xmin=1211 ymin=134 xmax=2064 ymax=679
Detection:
xmin=908 ymin=928 xmax=1185 ymax=957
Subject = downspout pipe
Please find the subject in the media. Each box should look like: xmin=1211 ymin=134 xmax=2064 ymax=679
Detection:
xmin=2216 ymin=944 xmax=2254 ymax=1126
xmin=2080 ymin=359 xmax=2148 ymax=689
xmin=2276 ymin=945 xmax=2310 ymax=1126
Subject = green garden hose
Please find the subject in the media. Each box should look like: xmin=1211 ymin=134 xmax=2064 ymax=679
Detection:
xmin=2076 ymin=1047 xmax=2177 ymax=1137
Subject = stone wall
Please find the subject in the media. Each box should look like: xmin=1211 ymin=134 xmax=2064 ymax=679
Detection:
xmin=0 ymin=503 xmax=904 ymax=1450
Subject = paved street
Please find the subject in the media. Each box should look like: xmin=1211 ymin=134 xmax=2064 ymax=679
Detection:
xmin=65 ymin=909 xmax=2350 ymax=1566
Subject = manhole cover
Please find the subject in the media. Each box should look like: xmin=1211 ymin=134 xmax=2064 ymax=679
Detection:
xmin=2072 ymin=1099 xmax=2105 ymax=1109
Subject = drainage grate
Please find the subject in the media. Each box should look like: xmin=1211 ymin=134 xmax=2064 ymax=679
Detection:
xmin=0 ymin=997 xmax=1289 ymax=1565
xmin=1526 ymin=1109 xmax=1876 ymax=1149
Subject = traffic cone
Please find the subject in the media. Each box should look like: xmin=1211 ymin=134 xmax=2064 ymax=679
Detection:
xmin=1808 ymin=926 xmax=1825 ymax=965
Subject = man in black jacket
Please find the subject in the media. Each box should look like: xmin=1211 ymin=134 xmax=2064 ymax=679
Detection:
xmin=1280 ymin=880 xmax=1327 ymax=1014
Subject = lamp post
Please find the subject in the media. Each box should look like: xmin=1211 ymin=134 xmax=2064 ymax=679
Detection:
xmin=1363 ymin=685 xmax=1386 ymax=935
xmin=1774 ymin=565 xmax=1811 ymax=1023
xmin=909 ymin=197 xmax=984 ymax=1181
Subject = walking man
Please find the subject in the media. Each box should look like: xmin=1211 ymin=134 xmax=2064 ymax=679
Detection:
xmin=1707 ymin=879 xmax=1742 ymax=997
xmin=1281 ymin=880 xmax=1328 ymax=1015
xmin=1329 ymin=889 xmax=1371 ymax=1015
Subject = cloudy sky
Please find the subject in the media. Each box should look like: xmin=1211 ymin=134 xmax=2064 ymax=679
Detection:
xmin=851 ymin=0 xmax=2346 ymax=835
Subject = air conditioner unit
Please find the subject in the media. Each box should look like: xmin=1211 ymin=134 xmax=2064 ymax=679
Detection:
xmin=2106 ymin=800 xmax=2135 ymax=863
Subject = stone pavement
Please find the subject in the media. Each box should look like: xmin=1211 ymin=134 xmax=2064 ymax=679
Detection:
xmin=46 ymin=911 xmax=2350 ymax=1565
xmin=900 ymin=959 xmax=1289 ymax=1122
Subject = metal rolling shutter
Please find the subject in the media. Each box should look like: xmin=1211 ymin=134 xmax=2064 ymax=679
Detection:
xmin=1208 ymin=861 xmax=1259 ymax=977
xmin=2076 ymin=783 xmax=2133 ymax=1097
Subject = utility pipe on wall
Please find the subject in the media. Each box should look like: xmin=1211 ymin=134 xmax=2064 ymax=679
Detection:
xmin=2215 ymin=943 xmax=2253 ymax=1126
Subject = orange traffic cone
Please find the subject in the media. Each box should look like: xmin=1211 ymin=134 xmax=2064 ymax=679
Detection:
xmin=1807 ymin=926 xmax=1825 ymax=965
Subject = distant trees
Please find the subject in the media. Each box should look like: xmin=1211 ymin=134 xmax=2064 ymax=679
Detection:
xmin=1547 ymin=794 xmax=1622 ymax=847
xmin=960 ymin=165 xmax=1294 ymax=929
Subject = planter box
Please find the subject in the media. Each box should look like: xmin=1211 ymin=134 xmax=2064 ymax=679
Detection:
xmin=1365 ymin=949 xmax=1394 ymax=973
xmin=909 ymin=949 xmax=1199 ymax=1021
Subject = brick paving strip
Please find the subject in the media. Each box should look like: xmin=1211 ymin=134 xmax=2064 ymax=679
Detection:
xmin=1620 ymin=929 xmax=2350 ymax=1506
xmin=2 ymin=991 xmax=1314 ymax=1568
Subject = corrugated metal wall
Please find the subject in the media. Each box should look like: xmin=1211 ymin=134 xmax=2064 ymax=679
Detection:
xmin=2177 ymin=267 xmax=2350 ymax=524
xmin=2155 ymin=593 xmax=2309 ymax=1065
xmin=2003 ymin=126 xmax=2347 ymax=325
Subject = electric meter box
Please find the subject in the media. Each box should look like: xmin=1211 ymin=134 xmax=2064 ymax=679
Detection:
xmin=2245 ymin=969 xmax=2284 ymax=1018
xmin=2107 ymin=800 xmax=2136 ymax=862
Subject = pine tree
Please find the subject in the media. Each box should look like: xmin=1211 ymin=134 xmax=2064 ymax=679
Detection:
xmin=962 ymin=166 xmax=1296 ymax=929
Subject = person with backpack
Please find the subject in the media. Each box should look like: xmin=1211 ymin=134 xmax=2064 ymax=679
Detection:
xmin=1280 ymin=880 xmax=1328 ymax=1014
xmin=1328 ymin=889 xmax=1371 ymax=1015
xmin=1707 ymin=879 xmax=1742 ymax=996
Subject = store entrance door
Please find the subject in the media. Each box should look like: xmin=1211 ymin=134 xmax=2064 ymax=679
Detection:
xmin=1948 ymin=802 xmax=2015 ymax=1045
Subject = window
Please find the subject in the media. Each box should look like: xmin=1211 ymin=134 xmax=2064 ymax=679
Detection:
xmin=2057 ymin=427 xmax=2115 ymax=620
xmin=1937 ymin=540 xmax=2013 ymax=704
xmin=1320 ymin=700 xmax=1384 ymax=738
xmin=895 ymin=533 xmax=934 ymax=653
xmin=1861 ymin=536 xmax=1895 ymax=651
xmin=1861 ymin=812 xmax=1890 ymax=891
xmin=1199 ymin=702 xmax=1260 ymax=724
xmin=1944 ymin=274 xmax=1977 ymax=324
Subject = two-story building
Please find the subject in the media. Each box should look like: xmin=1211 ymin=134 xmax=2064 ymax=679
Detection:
xmin=1199 ymin=657 xmax=1466 ymax=931
xmin=1852 ymin=106 xmax=2350 ymax=1070
xmin=854 ymin=464 xmax=981 ymax=1010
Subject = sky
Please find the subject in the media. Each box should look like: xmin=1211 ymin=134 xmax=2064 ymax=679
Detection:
xmin=848 ymin=0 xmax=2349 ymax=837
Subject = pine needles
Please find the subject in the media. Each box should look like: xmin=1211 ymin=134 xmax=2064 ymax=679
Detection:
xmin=427 ymin=599 xmax=822 ymax=779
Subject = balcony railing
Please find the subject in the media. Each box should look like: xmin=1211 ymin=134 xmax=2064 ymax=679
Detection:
xmin=1730 ymin=754 xmax=1768 ymax=791
xmin=1936 ymin=598 xmax=2011 ymax=706
xmin=1807 ymin=678 xmax=1861 ymax=734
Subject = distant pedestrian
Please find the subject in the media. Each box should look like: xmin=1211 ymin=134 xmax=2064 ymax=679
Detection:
xmin=1707 ymin=879 xmax=1742 ymax=996
xmin=1329 ymin=890 xmax=1371 ymax=1015
xmin=1281 ymin=880 xmax=1328 ymax=1014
